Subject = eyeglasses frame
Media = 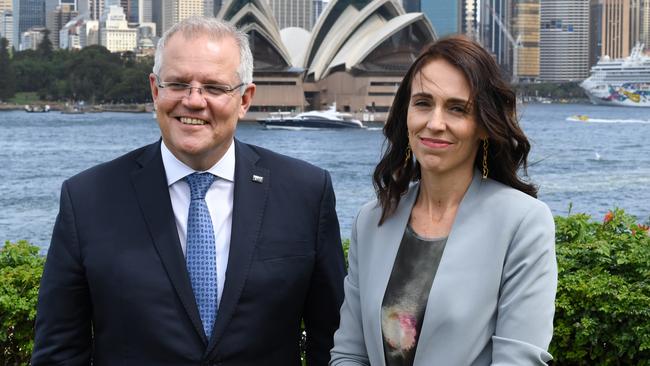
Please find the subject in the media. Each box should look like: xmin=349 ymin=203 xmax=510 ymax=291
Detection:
xmin=154 ymin=74 xmax=246 ymax=100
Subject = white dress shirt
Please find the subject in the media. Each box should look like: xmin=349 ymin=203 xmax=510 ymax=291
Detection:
xmin=161 ymin=141 xmax=235 ymax=306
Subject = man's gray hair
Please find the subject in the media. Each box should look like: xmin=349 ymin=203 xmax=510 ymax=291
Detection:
xmin=153 ymin=17 xmax=254 ymax=89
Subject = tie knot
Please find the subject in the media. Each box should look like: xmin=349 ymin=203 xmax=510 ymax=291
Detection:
xmin=185 ymin=173 xmax=216 ymax=200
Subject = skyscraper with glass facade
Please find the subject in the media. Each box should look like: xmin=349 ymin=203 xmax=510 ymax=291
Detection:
xmin=13 ymin=0 xmax=46 ymax=48
xmin=540 ymin=0 xmax=590 ymax=81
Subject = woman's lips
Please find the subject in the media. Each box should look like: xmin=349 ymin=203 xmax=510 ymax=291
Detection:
xmin=420 ymin=137 xmax=452 ymax=148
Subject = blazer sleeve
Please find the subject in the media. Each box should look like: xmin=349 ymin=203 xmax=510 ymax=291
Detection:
xmin=492 ymin=201 xmax=557 ymax=365
xmin=329 ymin=210 xmax=370 ymax=366
xmin=303 ymin=170 xmax=347 ymax=366
xmin=31 ymin=180 xmax=93 ymax=365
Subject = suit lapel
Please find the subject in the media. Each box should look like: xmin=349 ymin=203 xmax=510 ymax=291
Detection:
xmin=205 ymin=140 xmax=270 ymax=358
xmin=131 ymin=141 xmax=207 ymax=345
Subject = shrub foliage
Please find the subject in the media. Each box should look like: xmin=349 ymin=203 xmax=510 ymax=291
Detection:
xmin=2 ymin=211 xmax=649 ymax=365
xmin=551 ymin=209 xmax=650 ymax=365
xmin=0 ymin=240 xmax=44 ymax=365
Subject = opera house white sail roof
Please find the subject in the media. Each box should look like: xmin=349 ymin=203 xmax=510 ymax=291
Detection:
xmin=218 ymin=0 xmax=435 ymax=79
xmin=217 ymin=0 xmax=436 ymax=117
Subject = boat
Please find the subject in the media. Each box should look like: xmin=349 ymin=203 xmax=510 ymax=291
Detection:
xmin=567 ymin=115 xmax=589 ymax=122
xmin=24 ymin=104 xmax=50 ymax=113
xmin=580 ymin=43 xmax=650 ymax=107
xmin=257 ymin=103 xmax=366 ymax=130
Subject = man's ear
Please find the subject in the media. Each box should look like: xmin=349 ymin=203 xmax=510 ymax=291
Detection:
xmin=239 ymin=83 xmax=256 ymax=119
xmin=149 ymin=73 xmax=159 ymax=103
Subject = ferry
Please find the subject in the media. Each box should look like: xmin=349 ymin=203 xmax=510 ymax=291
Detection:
xmin=580 ymin=43 xmax=650 ymax=107
xmin=257 ymin=103 xmax=365 ymax=130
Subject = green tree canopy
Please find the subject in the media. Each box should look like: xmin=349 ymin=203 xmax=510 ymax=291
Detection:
xmin=37 ymin=29 xmax=53 ymax=59
xmin=0 ymin=37 xmax=15 ymax=100
xmin=10 ymin=44 xmax=153 ymax=103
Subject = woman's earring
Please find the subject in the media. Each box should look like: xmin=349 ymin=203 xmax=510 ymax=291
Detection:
xmin=404 ymin=145 xmax=412 ymax=169
xmin=482 ymin=139 xmax=489 ymax=179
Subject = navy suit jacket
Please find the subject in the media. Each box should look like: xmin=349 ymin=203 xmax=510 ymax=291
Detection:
xmin=32 ymin=139 xmax=346 ymax=366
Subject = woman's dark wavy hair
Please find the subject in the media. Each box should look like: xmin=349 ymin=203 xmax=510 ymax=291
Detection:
xmin=373 ymin=34 xmax=537 ymax=225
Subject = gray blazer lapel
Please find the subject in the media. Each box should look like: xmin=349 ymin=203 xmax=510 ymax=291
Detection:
xmin=131 ymin=141 xmax=207 ymax=344
xmin=413 ymin=171 xmax=486 ymax=365
xmin=365 ymin=185 xmax=419 ymax=366
xmin=205 ymin=140 xmax=270 ymax=358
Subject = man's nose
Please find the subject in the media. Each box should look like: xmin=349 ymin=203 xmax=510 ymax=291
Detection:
xmin=183 ymin=87 xmax=207 ymax=108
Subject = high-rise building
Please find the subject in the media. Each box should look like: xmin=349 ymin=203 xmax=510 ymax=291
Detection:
xmin=79 ymin=18 xmax=98 ymax=45
xmin=118 ymin=0 xmax=138 ymax=22
xmin=589 ymin=0 xmax=603 ymax=66
xmin=138 ymin=0 xmax=151 ymax=22
xmin=0 ymin=0 xmax=10 ymax=48
xmin=480 ymin=0 xmax=512 ymax=71
xmin=512 ymin=0 xmax=540 ymax=81
xmin=13 ymin=0 xmax=46 ymax=49
xmin=150 ymin=0 xmax=160 ymax=34
xmin=20 ymin=25 xmax=45 ymax=49
xmin=1 ymin=0 xmax=12 ymax=11
xmin=77 ymin=0 xmax=106 ymax=20
xmin=640 ymin=0 xmax=650 ymax=49
xmin=602 ymin=0 xmax=631 ymax=59
xmin=599 ymin=0 xmax=650 ymax=58
xmin=422 ymin=0 xmax=477 ymax=37
xmin=59 ymin=15 xmax=84 ymax=49
xmin=540 ymin=0 xmax=590 ymax=81
xmin=100 ymin=4 xmax=136 ymax=51
xmin=162 ymin=0 xmax=203 ymax=34
xmin=203 ymin=0 xmax=212 ymax=16
xmin=46 ymin=2 xmax=77 ymax=47
xmin=630 ymin=0 xmax=644 ymax=46
xmin=268 ymin=0 xmax=317 ymax=30
xmin=0 ymin=10 xmax=12 ymax=48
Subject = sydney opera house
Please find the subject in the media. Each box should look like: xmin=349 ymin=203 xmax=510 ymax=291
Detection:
xmin=216 ymin=0 xmax=436 ymax=121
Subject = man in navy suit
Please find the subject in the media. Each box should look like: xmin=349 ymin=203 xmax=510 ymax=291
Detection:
xmin=32 ymin=17 xmax=346 ymax=366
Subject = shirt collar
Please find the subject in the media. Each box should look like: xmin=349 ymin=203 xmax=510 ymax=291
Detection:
xmin=160 ymin=140 xmax=236 ymax=186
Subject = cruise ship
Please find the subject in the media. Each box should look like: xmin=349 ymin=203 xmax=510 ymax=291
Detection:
xmin=580 ymin=43 xmax=650 ymax=107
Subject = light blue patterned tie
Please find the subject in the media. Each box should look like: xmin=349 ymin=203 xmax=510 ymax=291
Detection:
xmin=185 ymin=172 xmax=218 ymax=339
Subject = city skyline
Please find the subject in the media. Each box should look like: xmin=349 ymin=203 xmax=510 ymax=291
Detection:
xmin=1 ymin=0 xmax=650 ymax=83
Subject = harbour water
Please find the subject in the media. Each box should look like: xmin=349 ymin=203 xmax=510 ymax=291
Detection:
xmin=1 ymin=103 xmax=649 ymax=250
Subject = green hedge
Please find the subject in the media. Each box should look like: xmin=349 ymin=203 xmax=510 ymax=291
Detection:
xmin=551 ymin=209 xmax=650 ymax=364
xmin=2 ymin=210 xmax=649 ymax=365
xmin=1 ymin=240 xmax=43 ymax=365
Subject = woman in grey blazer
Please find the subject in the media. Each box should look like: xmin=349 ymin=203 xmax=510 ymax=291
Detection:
xmin=330 ymin=36 xmax=557 ymax=366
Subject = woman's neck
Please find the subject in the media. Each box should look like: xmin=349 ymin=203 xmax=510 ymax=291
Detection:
xmin=410 ymin=167 xmax=474 ymax=237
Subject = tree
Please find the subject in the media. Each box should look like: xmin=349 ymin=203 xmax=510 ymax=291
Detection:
xmin=37 ymin=29 xmax=53 ymax=59
xmin=0 ymin=38 xmax=15 ymax=100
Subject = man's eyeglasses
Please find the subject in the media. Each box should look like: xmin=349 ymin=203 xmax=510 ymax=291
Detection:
xmin=155 ymin=75 xmax=245 ymax=100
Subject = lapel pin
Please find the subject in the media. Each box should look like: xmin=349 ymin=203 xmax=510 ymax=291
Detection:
xmin=252 ymin=175 xmax=264 ymax=183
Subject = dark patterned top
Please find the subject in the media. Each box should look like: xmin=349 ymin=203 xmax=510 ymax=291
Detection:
xmin=381 ymin=225 xmax=447 ymax=366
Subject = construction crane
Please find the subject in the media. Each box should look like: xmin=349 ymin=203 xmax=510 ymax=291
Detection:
xmin=485 ymin=2 xmax=521 ymax=82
